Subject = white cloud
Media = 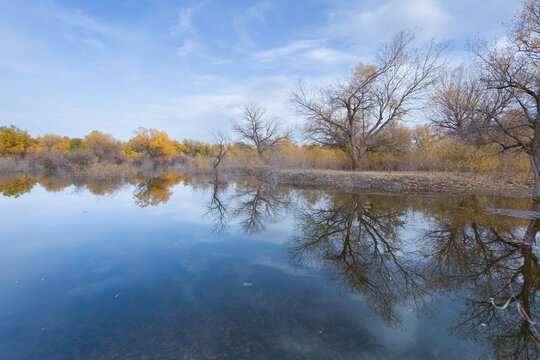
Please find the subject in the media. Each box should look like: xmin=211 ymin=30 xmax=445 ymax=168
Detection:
xmin=177 ymin=39 xmax=206 ymax=57
xmin=177 ymin=7 xmax=194 ymax=34
xmin=253 ymin=39 xmax=359 ymax=69
xmin=171 ymin=3 xmax=203 ymax=36
xmin=45 ymin=4 xmax=126 ymax=43
xmin=233 ymin=1 xmax=274 ymax=46
xmin=106 ymin=74 xmax=299 ymax=141
xmin=303 ymin=46 xmax=358 ymax=64
xmin=325 ymin=0 xmax=452 ymax=45
xmin=253 ymin=40 xmax=321 ymax=62
xmin=494 ymin=35 xmax=511 ymax=51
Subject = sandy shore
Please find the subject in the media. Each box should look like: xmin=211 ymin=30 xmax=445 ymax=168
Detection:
xmin=254 ymin=168 xmax=533 ymax=198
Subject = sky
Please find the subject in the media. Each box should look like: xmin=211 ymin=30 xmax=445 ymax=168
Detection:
xmin=0 ymin=0 xmax=520 ymax=141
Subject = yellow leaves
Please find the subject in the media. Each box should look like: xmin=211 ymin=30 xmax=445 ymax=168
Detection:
xmin=0 ymin=175 xmax=36 ymax=197
xmin=267 ymin=142 xmax=349 ymax=170
xmin=37 ymin=134 xmax=70 ymax=152
xmin=127 ymin=127 xmax=176 ymax=159
xmin=509 ymin=0 xmax=540 ymax=52
xmin=0 ymin=126 xmax=35 ymax=156
xmin=354 ymin=63 xmax=376 ymax=78
xmin=84 ymin=131 xmax=122 ymax=152
xmin=170 ymin=140 xmax=185 ymax=155
xmin=131 ymin=174 xmax=187 ymax=207
xmin=182 ymin=139 xmax=212 ymax=156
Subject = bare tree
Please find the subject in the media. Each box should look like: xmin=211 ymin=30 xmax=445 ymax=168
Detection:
xmin=428 ymin=66 xmax=485 ymax=138
xmin=210 ymin=130 xmax=229 ymax=183
xmin=233 ymin=103 xmax=291 ymax=161
xmin=428 ymin=65 xmax=511 ymax=144
xmin=291 ymin=30 xmax=446 ymax=170
xmin=471 ymin=0 xmax=540 ymax=199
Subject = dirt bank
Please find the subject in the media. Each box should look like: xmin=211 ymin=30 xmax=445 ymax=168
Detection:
xmin=255 ymin=168 xmax=533 ymax=198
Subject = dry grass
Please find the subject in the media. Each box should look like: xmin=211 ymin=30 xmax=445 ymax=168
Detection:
xmin=255 ymin=167 xmax=533 ymax=198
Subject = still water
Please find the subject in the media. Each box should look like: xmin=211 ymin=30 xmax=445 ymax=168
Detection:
xmin=0 ymin=173 xmax=538 ymax=359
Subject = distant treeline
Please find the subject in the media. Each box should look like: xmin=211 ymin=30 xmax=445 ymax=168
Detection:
xmin=0 ymin=124 xmax=529 ymax=177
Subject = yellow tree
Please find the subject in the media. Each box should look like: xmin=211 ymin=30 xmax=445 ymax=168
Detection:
xmin=38 ymin=134 xmax=71 ymax=152
xmin=0 ymin=126 xmax=36 ymax=156
xmin=83 ymin=131 xmax=123 ymax=161
xmin=126 ymin=127 xmax=176 ymax=160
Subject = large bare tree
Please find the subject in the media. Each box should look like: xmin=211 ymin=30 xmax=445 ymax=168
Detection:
xmin=291 ymin=30 xmax=446 ymax=170
xmin=472 ymin=0 xmax=540 ymax=199
xmin=233 ymin=103 xmax=291 ymax=160
xmin=428 ymin=66 xmax=485 ymax=138
xmin=428 ymin=65 xmax=511 ymax=144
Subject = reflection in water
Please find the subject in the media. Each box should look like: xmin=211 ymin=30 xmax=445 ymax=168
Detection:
xmin=0 ymin=175 xmax=36 ymax=197
xmin=131 ymin=173 xmax=187 ymax=207
xmin=0 ymin=173 xmax=189 ymax=206
xmin=0 ymin=173 xmax=538 ymax=358
xmin=289 ymin=193 xmax=427 ymax=326
xmin=204 ymin=182 xmax=230 ymax=234
xmin=231 ymin=181 xmax=292 ymax=234
xmin=422 ymin=199 xmax=540 ymax=358
xmin=203 ymin=179 xmax=292 ymax=235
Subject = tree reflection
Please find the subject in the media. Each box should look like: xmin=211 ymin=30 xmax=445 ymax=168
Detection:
xmin=289 ymin=193 xmax=427 ymax=326
xmin=204 ymin=181 xmax=230 ymax=234
xmin=202 ymin=180 xmax=293 ymax=235
xmin=84 ymin=178 xmax=125 ymax=196
xmin=132 ymin=174 xmax=187 ymax=207
xmin=422 ymin=198 xmax=539 ymax=359
xmin=0 ymin=175 xmax=36 ymax=197
xmin=289 ymin=191 xmax=539 ymax=357
xmin=231 ymin=181 xmax=291 ymax=234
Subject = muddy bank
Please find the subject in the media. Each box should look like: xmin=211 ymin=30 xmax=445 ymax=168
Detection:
xmin=255 ymin=168 xmax=533 ymax=198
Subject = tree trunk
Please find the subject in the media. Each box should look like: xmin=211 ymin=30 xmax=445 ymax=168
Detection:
xmin=351 ymin=146 xmax=364 ymax=172
xmin=532 ymin=107 xmax=540 ymax=200
xmin=343 ymin=143 xmax=364 ymax=171
xmin=531 ymin=152 xmax=540 ymax=201
xmin=213 ymin=164 xmax=219 ymax=183
xmin=351 ymin=155 xmax=362 ymax=171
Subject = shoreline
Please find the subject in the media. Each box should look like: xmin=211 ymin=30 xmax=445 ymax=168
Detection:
xmin=0 ymin=167 xmax=533 ymax=199
xmin=254 ymin=168 xmax=533 ymax=199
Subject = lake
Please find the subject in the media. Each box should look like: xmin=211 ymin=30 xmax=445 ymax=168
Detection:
xmin=0 ymin=173 xmax=538 ymax=359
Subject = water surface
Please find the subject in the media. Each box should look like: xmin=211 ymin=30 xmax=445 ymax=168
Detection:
xmin=0 ymin=173 xmax=538 ymax=359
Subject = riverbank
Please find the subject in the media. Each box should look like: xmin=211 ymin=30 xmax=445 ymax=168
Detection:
xmin=254 ymin=168 xmax=533 ymax=198
xmin=0 ymin=162 xmax=532 ymax=198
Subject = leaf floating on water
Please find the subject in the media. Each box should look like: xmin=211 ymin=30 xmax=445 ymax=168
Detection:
xmin=40 ymin=278 xmax=45 ymax=281
xmin=242 ymin=282 xmax=254 ymax=287
xmin=114 ymin=293 xmax=122 ymax=298
xmin=82 ymin=211 xmax=88 ymax=214
xmin=318 ymin=330 xmax=324 ymax=335
xmin=480 ymin=323 xmax=487 ymax=327
xmin=40 ymin=328 xmax=46 ymax=333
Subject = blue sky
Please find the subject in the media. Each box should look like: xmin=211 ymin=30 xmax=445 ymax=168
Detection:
xmin=0 ymin=0 xmax=519 ymax=141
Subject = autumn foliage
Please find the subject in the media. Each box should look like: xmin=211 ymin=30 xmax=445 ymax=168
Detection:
xmin=0 ymin=123 xmax=528 ymax=177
